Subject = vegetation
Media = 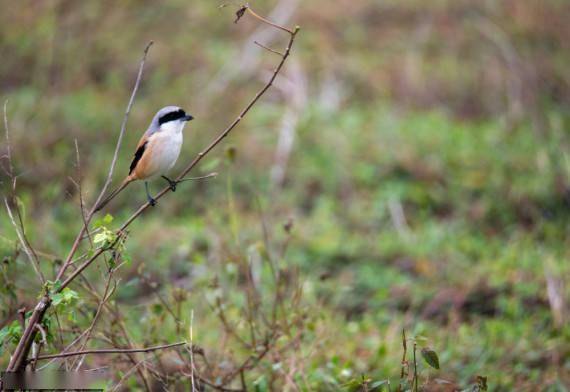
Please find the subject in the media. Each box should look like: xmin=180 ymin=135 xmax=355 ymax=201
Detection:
xmin=1 ymin=0 xmax=569 ymax=390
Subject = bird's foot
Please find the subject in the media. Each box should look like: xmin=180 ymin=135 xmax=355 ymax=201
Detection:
xmin=148 ymin=196 xmax=157 ymax=207
xmin=162 ymin=176 xmax=178 ymax=192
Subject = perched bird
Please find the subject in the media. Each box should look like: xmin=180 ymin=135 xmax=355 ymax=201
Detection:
xmin=96 ymin=106 xmax=193 ymax=211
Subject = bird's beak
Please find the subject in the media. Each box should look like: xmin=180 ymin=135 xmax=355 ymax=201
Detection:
xmin=183 ymin=114 xmax=194 ymax=122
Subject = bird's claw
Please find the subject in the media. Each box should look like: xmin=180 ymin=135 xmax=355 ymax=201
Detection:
xmin=162 ymin=176 xmax=178 ymax=192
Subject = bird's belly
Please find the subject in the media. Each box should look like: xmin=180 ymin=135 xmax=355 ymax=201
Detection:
xmin=144 ymin=132 xmax=183 ymax=178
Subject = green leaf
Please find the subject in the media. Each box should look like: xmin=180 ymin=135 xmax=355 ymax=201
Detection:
xmin=421 ymin=347 xmax=440 ymax=369
xmin=62 ymin=288 xmax=79 ymax=302
xmin=103 ymin=213 xmax=114 ymax=224
xmin=0 ymin=320 xmax=23 ymax=349
xmin=52 ymin=288 xmax=79 ymax=307
xmin=51 ymin=293 xmax=64 ymax=306
xmin=370 ymin=380 xmax=389 ymax=391
xmin=0 ymin=325 xmax=11 ymax=344
xmin=45 ymin=280 xmax=62 ymax=293
xmin=93 ymin=232 xmax=107 ymax=244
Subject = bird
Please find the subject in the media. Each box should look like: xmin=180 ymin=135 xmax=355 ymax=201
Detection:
xmin=95 ymin=106 xmax=193 ymax=211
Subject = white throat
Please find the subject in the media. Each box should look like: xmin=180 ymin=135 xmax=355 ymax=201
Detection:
xmin=160 ymin=120 xmax=186 ymax=134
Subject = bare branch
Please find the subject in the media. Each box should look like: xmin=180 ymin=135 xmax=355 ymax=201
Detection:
xmin=254 ymin=40 xmax=284 ymax=56
xmin=3 ymin=100 xmax=14 ymax=182
xmin=74 ymin=138 xmax=93 ymax=247
xmin=28 ymin=341 xmax=189 ymax=362
xmin=4 ymin=198 xmax=45 ymax=284
xmin=6 ymin=7 xmax=300 ymax=373
xmin=55 ymin=40 xmax=154 ymax=283
xmin=244 ymin=6 xmax=295 ymax=35
xmin=189 ymin=309 xmax=197 ymax=392
xmin=118 ymin=23 xmax=300 ymax=233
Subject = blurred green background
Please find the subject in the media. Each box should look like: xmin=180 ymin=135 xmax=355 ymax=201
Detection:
xmin=1 ymin=0 xmax=569 ymax=390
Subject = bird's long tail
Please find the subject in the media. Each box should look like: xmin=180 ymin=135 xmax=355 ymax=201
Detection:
xmin=94 ymin=177 xmax=134 ymax=212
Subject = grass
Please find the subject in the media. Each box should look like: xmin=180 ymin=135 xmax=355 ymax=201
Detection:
xmin=1 ymin=0 xmax=570 ymax=390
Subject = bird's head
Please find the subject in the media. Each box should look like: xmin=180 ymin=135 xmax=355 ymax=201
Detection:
xmin=149 ymin=106 xmax=193 ymax=134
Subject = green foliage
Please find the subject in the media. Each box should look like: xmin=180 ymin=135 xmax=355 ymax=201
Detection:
xmin=0 ymin=0 xmax=569 ymax=390
xmin=420 ymin=348 xmax=439 ymax=370
xmin=0 ymin=321 xmax=22 ymax=356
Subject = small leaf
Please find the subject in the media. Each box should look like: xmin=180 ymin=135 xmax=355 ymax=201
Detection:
xmin=421 ymin=347 xmax=440 ymax=369
xmin=370 ymin=380 xmax=389 ymax=391
xmin=0 ymin=325 xmax=11 ymax=344
xmin=476 ymin=375 xmax=488 ymax=391
xmin=62 ymin=288 xmax=79 ymax=302
xmin=103 ymin=213 xmax=114 ymax=224
xmin=93 ymin=232 xmax=107 ymax=244
xmin=51 ymin=293 xmax=64 ymax=306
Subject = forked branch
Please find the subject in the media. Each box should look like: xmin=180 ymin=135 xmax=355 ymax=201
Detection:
xmin=4 ymin=6 xmax=300 ymax=383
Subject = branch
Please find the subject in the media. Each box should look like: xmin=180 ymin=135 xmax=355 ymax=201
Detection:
xmin=2 ymin=100 xmax=14 ymax=182
xmin=28 ymin=341 xmax=190 ymax=362
xmin=4 ymin=41 xmax=154 ymax=373
xmin=6 ymin=6 xmax=300 ymax=373
xmin=254 ymin=40 xmax=284 ymax=56
xmin=117 ymin=20 xmax=300 ymax=233
xmin=4 ymin=198 xmax=46 ymax=284
xmin=54 ymin=40 xmax=154 ymax=283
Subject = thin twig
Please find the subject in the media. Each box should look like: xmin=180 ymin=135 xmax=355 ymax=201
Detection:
xmin=29 ymin=341 xmax=188 ymax=362
xmin=117 ymin=24 xmax=300 ymax=234
xmin=177 ymin=172 xmax=218 ymax=183
xmin=74 ymin=138 xmax=93 ymax=247
xmin=73 ymin=267 xmax=117 ymax=369
xmin=3 ymin=100 xmax=14 ymax=181
xmin=189 ymin=309 xmax=197 ymax=392
xmin=254 ymin=40 xmax=284 ymax=56
xmin=55 ymin=40 xmax=154 ymax=283
xmin=400 ymin=329 xmax=408 ymax=380
xmin=31 ymin=324 xmax=48 ymax=370
xmin=111 ymin=359 xmax=148 ymax=392
xmin=245 ymin=6 xmax=294 ymax=34
xmin=4 ymin=198 xmax=46 ymax=284
xmin=6 ymin=7 xmax=300 ymax=373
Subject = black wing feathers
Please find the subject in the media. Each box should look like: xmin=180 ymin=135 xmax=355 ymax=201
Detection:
xmin=129 ymin=141 xmax=147 ymax=174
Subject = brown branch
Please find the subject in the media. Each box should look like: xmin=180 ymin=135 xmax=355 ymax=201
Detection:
xmin=4 ymin=198 xmax=46 ymax=284
xmin=6 ymin=6 xmax=299 ymax=373
xmin=28 ymin=341 xmax=189 ymax=362
xmin=73 ymin=138 xmax=93 ymax=247
xmin=72 ymin=265 xmax=117 ymax=369
xmin=111 ymin=358 xmax=147 ymax=392
xmin=3 ymin=102 xmax=45 ymax=285
xmin=117 ymin=24 xmax=300 ymax=234
xmin=2 ymin=100 xmax=14 ymax=181
xmin=55 ymin=40 xmax=154 ymax=283
xmin=245 ymin=6 xmax=295 ymax=35
xmin=254 ymin=40 xmax=284 ymax=56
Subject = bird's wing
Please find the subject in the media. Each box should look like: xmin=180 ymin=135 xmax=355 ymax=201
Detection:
xmin=129 ymin=134 xmax=149 ymax=175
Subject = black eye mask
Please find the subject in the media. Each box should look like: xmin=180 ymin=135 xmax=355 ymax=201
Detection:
xmin=158 ymin=109 xmax=186 ymax=125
